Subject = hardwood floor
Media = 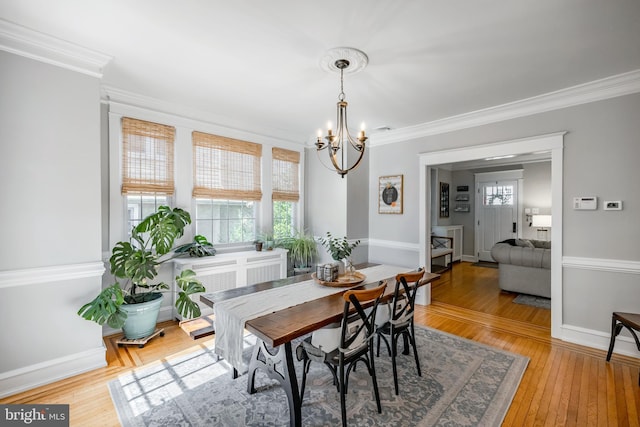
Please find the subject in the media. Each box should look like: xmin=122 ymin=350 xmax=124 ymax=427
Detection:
xmin=2 ymin=262 xmax=638 ymax=426
xmin=431 ymin=261 xmax=551 ymax=328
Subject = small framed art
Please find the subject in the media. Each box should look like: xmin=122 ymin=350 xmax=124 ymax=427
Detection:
xmin=378 ymin=174 xmax=403 ymax=214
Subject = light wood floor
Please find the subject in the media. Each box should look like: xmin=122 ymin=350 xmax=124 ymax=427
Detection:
xmin=2 ymin=262 xmax=639 ymax=426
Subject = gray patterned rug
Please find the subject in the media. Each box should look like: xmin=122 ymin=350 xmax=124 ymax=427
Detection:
xmin=109 ymin=326 xmax=528 ymax=426
xmin=513 ymin=294 xmax=551 ymax=309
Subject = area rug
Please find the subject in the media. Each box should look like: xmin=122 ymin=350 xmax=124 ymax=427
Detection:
xmin=109 ymin=326 xmax=529 ymax=426
xmin=471 ymin=261 xmax=499 ymax=269
xmin=513 ymin=294 xmax=551 ymax=309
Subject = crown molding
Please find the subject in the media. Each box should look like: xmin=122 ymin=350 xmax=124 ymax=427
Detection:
xmin=372 ymin=69 xmax=640 ymax=146
xmin=0 ymin=19 xmax=111 ymax=78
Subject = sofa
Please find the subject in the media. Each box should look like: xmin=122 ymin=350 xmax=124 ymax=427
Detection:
xmin=490 ymin=239 xmax=551 ymax=298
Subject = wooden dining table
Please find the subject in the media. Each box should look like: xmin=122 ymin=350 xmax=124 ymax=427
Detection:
xmin=200 ymin=263 xmax=439 ymax=427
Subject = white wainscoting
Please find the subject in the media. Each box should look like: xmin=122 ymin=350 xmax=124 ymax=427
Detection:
xmin=561 ymin=256 xmax=640 ymax=358
xmin=0 ymin=347 xmax=106 ymax=399
xmin=0 ymin=261 xmax=106 ymax=399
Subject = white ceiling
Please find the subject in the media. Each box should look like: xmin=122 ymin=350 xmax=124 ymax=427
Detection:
xmin=2 ymin=1 xmax=640 ymax=145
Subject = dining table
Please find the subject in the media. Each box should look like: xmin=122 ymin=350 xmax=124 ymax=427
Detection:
xmin=200 ymin=262 xmax=440 ymax=427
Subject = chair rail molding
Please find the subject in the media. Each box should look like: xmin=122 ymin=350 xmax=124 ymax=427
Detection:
xmin=0 ymin=261 xmax=105 ymax=289
xmin=562 ymin=256 xmax=640 ymax=274
xmin=367 ymin=238 xmax=420 ymax=252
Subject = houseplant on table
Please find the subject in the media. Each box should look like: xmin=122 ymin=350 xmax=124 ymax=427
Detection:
xmin=319 ymin=232 xmax=361 ymax=275
xmin=78 ymin=206 xmax=214 ymax=339
xmin=279 ymin=230 xmax=318 ymax=275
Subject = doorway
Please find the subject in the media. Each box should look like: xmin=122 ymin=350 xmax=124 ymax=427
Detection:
xmin=418 ymin=132 xmax=564 ymax=338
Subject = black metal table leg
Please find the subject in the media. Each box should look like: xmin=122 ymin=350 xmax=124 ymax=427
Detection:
xmin=246 ymin=340 xmax=301 ymax=427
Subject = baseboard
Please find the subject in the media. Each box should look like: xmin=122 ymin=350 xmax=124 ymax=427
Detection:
xmin=0 ymin=346 xmax=106 ymax=399
xmin=561 ymin=323 xmax=639 ymax=358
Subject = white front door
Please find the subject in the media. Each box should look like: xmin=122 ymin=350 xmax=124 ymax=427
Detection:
xmin=476 ymin=179 xmax=519 ymax=261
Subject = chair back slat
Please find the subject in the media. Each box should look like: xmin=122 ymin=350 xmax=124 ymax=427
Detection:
xmin=339 ymin=281 xmax=387 ymax=354
xmin=390 ymin=268 xmax=424 ymax=326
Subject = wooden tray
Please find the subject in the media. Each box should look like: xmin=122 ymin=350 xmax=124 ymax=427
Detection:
xmin=311 ymin=271 xmax=366 ymax=288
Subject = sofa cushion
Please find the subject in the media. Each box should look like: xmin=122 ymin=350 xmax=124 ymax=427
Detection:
xmin=515 ymin=238 xmax=535 ymax=248
xmin=490 ymin=242 xmax=551 ymax=269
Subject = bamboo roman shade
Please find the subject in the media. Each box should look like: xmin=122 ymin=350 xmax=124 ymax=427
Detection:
xmin=121 ymin=117 xmax=175 ymax=195
xmin=272 ymin=147 xmax=300 ymax=202
xmin=192 ymin=131 xmax=262 ymax=200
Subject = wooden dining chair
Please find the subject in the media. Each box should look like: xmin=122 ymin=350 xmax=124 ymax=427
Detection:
xmin=375 ymin=268 xmax=425 ymax=395
xmin=606 ymin=312 xmax=640 ymax=385
xmin=297 ymin=281 xmax=387 ymax=427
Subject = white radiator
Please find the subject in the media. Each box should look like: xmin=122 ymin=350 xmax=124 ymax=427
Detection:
xmin=172 ymin=249 xmax=287 ymax=319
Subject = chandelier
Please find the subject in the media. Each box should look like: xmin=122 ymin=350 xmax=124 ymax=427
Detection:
xmin=315 ymin=48 xmax=368 ymax=178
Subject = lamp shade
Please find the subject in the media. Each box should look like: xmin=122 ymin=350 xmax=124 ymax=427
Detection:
xmin=531 ymin=214 xmax=552 ymax=227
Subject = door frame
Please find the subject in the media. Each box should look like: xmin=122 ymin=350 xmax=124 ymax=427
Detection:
xmin=419 ymin=132 xmax=565 ymax=339
xmin=474 ymin=170 xmax=523 ymax=261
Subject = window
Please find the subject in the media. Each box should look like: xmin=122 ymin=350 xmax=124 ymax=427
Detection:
xmin=273 ymin=201 xmax=296 ymax=238
xmin=127 ymin=194 xmax=169 ymax=231
xmin=195 ymin=198 xmax=255 ymax=244
xmin=272 ymin=147 xmax=300 ymax=238
xmin=192 ymin=131 xmax=262 ymax=244
xmin=121 ymin=117 xmax=175 ymax=233
xmin=483 ymin=185 xmax=514 ymax=206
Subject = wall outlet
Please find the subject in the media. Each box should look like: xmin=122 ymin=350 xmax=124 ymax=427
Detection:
xmin=604 ymin=200 xmax=622 ymax=210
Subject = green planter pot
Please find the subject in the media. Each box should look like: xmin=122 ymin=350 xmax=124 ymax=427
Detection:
xmin=120 ymin=293 xmax=164 ymax=339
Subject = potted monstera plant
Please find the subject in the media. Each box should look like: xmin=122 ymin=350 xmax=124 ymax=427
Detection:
xmin=78 ymin=206 xmax=215 ymax=339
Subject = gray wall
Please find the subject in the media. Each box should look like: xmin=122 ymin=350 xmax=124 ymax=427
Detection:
xmin=359 ymin=92 xmax=640 ymax=351
xmin=306 ymin=147 xmax=370 ymax=265
xmin=0 ymin=52 xmax=105 ymax=396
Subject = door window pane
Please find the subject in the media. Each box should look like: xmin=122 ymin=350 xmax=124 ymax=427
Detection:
xmin=483 ymin=185 xmax=514 ymax=206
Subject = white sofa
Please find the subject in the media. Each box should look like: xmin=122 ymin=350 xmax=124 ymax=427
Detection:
xmin=490 ymin=239 xmax=551 ymax=298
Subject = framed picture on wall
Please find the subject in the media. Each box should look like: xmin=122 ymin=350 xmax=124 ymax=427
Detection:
xmin=440 ymin=182 xmax=450 ymax=217
xmin=378 ymin=174 xmax=403 ymax=214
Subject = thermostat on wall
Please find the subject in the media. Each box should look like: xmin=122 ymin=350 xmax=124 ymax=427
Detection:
xmin=573 ymin=196 xmax=597 ymax=210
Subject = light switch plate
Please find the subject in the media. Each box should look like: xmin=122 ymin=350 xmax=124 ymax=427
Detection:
xmin=604 ymin=200 xmax=622 ymax=210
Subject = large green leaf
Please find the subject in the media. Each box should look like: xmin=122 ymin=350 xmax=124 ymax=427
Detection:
xmin=133 ymin=206 xmax=191 ymax=256
xmin=77 ymin=284 xmax=126 ymax=327
xmin=124 ymin=248 xmax=158 ymax=285
xmin=159 ymin=206 xmax=191 ymax=236
xmin=174 ymin=269 xmax=206 ymax=319
xmin=174 ymin=235 xmax=217 ymax=257
xmin=110 ymin=242 xmax=136 ymax=278
xmin=148 ymin=216 xmax=179 ymax=255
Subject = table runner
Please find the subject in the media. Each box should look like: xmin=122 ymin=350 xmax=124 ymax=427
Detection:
xmin=214 ymin=264 xmax=409 ymax=372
